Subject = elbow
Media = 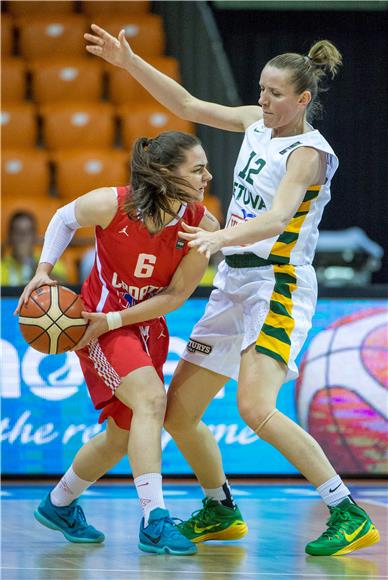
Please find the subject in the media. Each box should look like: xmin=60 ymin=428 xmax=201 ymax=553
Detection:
xmin=270 ymin=211 xmax=291 ymax=236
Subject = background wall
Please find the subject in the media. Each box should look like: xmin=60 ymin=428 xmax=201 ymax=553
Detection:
xmin=212 ymin=6 xmax=388 ymax=282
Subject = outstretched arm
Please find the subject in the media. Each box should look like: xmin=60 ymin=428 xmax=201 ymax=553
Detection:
xmin=85 ymin=24 xmax=261 ymax=132
xmin=178 ymin=147 xmax=322 ymax=257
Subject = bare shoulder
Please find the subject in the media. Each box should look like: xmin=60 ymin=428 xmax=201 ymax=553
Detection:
xmin=198 ymin=207 xmax=220 ymax=232
xmin=286 ymin=146 xmax=322 ymax=184
xmin=75 ymin=187 xmax=119 ymax=228
xmin=240 ymin=105 xmax=263 ymax=130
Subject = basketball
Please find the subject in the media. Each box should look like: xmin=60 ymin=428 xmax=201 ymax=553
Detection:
xmin=296 ymin=308 xmax=387 ymax=474
xmin=18 ymin=285 xmax=88 ymax=354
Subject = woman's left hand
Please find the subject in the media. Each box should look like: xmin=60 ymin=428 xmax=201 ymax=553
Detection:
xmin=72 ymin=311 xmax=109 ymax=351
xmin=179 ymin=222 xmax=223 ymax=258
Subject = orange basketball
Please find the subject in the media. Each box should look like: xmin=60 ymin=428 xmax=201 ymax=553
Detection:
xmin=19 ymin=285 xmax=88 ymax=354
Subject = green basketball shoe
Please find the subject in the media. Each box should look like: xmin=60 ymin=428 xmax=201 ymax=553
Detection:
xmin=177 ymin=498 xmax=248 ymax=543
xmin=305 ymin=497 xmax=380 ymax=556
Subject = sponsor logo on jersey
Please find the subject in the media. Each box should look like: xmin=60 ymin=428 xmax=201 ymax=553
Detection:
xmin=279 ymin=141 xmax=302 ymax=155
xmin=176 ymin=238 xmax=185 ymax=249
xmin=118 ymin=226 xmax=129 ymax=236
xmin=187 ymin=339 xmax=212 ymax=355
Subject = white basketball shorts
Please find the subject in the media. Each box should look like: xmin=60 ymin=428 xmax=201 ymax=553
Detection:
xmin=182 ymin=259 xmax=317 ymax=382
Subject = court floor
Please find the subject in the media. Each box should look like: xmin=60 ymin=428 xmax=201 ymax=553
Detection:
xmin=1 ymin=481 xmax=387 ymax=579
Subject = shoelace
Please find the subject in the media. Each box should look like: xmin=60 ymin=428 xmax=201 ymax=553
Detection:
xmin=185 ymin=498 xmax=218 ymax=529
xmin=322 ymin=507 xmax=351 ymax=539
xmin=59 ymin=504 xmax=88 ymax=529
xmin=150 ymin=516 xmax=185 ymax=539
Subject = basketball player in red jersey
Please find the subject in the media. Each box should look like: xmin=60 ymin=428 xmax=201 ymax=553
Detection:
xmin=15 ymin=131 xmax=218 ymax=555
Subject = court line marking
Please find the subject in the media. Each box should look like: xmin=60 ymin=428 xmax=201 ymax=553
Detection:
xmin=2 ymin=569 xmax=387 ymax=577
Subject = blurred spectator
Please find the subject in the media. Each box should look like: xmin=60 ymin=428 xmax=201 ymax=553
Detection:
xmin=1 ymin=211 xmax=67 ymax=286
xmin=80 ymin=246 xmax=96 ymax=283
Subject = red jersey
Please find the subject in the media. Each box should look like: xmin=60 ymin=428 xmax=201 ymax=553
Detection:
xmin=81 ymin=186 xmax=205 ymax=314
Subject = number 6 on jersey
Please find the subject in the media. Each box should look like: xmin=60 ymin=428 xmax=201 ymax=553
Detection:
xmin=134 ymin=253 xmax=157 ymax=278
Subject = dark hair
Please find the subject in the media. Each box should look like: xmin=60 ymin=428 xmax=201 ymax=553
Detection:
xmin=266 ymin=40 xmax=342 ymax=120
xmin=124 ymin=131 xmax=202 ymax=231
xmin=8 ymin=211 xmax=37 ymax=237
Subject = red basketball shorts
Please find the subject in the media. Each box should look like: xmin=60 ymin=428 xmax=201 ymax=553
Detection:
xmin=76 ymin=318 xmax=169 ymax=431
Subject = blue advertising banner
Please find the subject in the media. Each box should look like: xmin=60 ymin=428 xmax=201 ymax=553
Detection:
xmin=1 ymin=295 xmax=387 ymax=475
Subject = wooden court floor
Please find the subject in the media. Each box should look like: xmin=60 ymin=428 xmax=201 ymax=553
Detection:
xmin=1 ymin=480 xmax=387 ymax=580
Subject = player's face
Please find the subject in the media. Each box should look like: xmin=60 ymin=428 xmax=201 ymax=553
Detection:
xmin=174 ymin=145 xmax=212 ymax=202
xmin=258 ymin=66 xmax=311 ymax=136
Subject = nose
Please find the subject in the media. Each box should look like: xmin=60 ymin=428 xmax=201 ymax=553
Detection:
xmin=204 ymin=168 xmax=212 ymax=182
xmin=258 ymin=91 xmax=266 ymax=107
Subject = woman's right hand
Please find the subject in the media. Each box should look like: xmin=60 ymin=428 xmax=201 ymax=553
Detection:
xmin=14 ymin=273 xmax=57 ymax=316
xmin=84 ymin=24 xmax=133 ymax=70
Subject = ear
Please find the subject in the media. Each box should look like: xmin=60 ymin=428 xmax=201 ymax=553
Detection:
xmin=298 ymin=90 xmax=312 ymax=108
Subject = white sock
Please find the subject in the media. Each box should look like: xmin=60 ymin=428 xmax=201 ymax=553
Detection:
xmin=50 ymin=465 xmax=94 ymax=507
xmin=203 ymin=480 xmax=235 ymax=508
xmin=317 ymin=475 xmax=351 ymax=507
xmin=134 ymin=472 xmax=165 ymax=526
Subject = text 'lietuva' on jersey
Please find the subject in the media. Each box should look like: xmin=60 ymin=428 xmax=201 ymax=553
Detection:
xmin=81 ymin=186 xmax=205 ymax=316
xmin=224 ymin=119 xmax=339 ymax=266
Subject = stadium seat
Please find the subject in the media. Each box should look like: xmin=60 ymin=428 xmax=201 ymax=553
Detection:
xmin=29 ymin=59 xmax=103 ymax=104
xmin=117 ymin=103 xmax=194 ymax=149
xmin=95 ymin=15 xmax=164 ymax=57
xmin=108 ymin=57 xmax=180 ymax=105
xmin=1 ymin=149 xmax=50 ymax=198
xmin=1 ymin=103 xmax=37 ymax=148
xmin=1 ymin=58 xmax=27 ymax=102
xmin=1 ymin=14 xmax=13 ymax=57
xmin=1 ymin=193 xmax=60 ymax=243
xmin=40 ymin=102 xmax=116 ymax=150
xmin=52 ymin=149 xmax=130 ymax=199
xmin=7 ymin=1 xmax=76 ymax=16
xmin=17 ymin=15 xmax=87 ymax=59
xmin=81 ymin=1 xmax=151 ymax=16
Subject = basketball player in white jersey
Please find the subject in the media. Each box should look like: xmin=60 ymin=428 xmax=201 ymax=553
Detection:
xmin=84 ymin=26 xmax=380 ymax=556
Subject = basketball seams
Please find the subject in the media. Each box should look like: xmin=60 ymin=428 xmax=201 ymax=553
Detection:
xmin=19 ymin=284 xmax=87 ymax=354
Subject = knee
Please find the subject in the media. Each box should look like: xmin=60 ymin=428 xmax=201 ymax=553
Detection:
xmin=164 ymin=406 xmax=200 ymax=436
xmin=135 ymin=390 xmax=167 ymax=421
xmin=237 ymin=392 xmax=275 ymax=434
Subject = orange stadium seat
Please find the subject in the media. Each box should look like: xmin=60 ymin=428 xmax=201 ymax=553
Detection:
xmin=81 ymin=1 xmax=151 ymax=16
xmin=117 ymin=103 xmax=194 ymax=150
xmin=7 ymin=1 xmax=76 ymax=16
xmin=1 ymin=59 xmax=27 ymax=102
xmin=52 ymin=149 xmax=130 ymax=199
xmin=17 ymin=15 xmax=87 ymax=60
xmin=40 ymin=102 xmax=116 ymax=150
xmin=108 ymin=57 xmax=179 ymax=105
xmin=1 ymin=194 xmax=60 ymax=243
xmin=1 ymin=103 xmax=37 ymax=148
xmin=1 ymin=14 xmax=14 ymax=57
xmin=1 ymin=149 xmax=50 ymax=198
xmin=29 ymin=59 xmax=103 ymax=104
xmin=95 ymin=15 xmax=164 ymax=57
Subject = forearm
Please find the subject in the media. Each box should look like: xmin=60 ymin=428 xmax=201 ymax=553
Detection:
xmin=120 ymin=290 xmax=184 ymax=327
xmin=220 ymin=211 xmax=286 ymax=248
xmin=39 ymin=202 xmax=80 ymax=266
xmin=125 ymin=54 xmax=195 ymax=120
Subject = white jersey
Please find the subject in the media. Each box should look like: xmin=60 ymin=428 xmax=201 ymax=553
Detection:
xmin=224 ymin=119 xmax=339 ymax=265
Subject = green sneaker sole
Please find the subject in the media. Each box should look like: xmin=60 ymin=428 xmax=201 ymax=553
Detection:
xmin=305 ymin=525 xmax=380 ymax=556
xmin=34 ymin=508 xmax=105 ymax=544
xmin=191 ymin=521 xmax=249 ymax=543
